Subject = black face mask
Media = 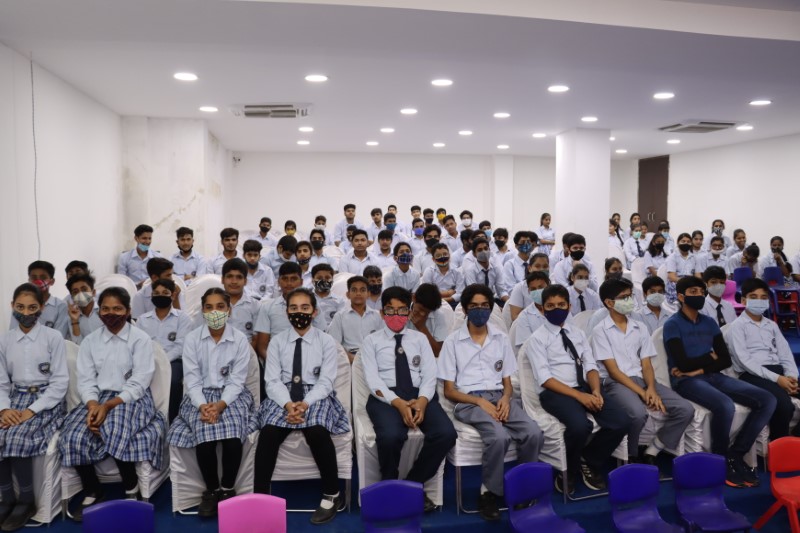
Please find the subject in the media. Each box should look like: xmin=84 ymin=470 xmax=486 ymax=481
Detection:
xmin=368 ymin=283 xmax=383 ymax=295
xmin=682 ymin=295 xmax=706 ymax=310
xmin=678 ymin=243 xmax=692 ymax=253
xmin=151 ymin=295 xmax=172 ymax=309
xmin=772 ymin=247 xmax=782 ymax=254
xmin=425 ymin=238 xmax=439 ymax=249
xmin=260 ymin=225 xmax=270 ymax=234
xmin=570 ymin=250 xmax=585 ymax=261
xmin=494 ymin=239 xmax=506 ymax=249
xmin=424 ymin=218 xmax=434 ymax=225
xmin=314 ymin=279 xmax=333 ymax=293
xmin=311 ymin=240 xmax=325 ymax=251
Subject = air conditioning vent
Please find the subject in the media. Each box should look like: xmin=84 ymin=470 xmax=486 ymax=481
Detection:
xmin=658 ymin=120 xmax=737 ymax=133
xmin=229 ymin=103 xmax=312 ymax=118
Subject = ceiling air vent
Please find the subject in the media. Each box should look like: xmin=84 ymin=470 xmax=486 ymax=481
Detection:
xmin=658 ymin=120 xmax=737 ymax=133
xmin=229 ymin=103 xmax=312 ymax=118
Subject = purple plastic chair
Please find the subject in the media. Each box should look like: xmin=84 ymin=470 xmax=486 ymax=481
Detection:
xmin=504 ymin=462 xmax=585 ymax=533
xmin=732 ymin=267 xmax=754 ymax=289
xmin=218 ymin=493 xmax=287 ymax=533
xmin=82 ymin=500 xmax=154 ymax=533
xmin=608 ymin=464 xmax=683 ymax=532
xmin=673 ymin=453 xmax=751 ymax=532
xmin=361 ymin=480 xmax=423 ymax=533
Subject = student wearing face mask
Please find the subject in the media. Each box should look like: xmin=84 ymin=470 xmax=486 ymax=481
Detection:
xmin=308 ymin=229 xmax=339 ymax=272
xmin=623 ymin=223 xmax=649 ymax=269
xmin=311 ymin=215 xmax=335 ymax=246
xmin=657 ymin=221 xmax=675 ymax=255
xmin=242 ymin=240 xmax=276 ymax=301
xmin=513 ymin=271 xmax=551 ymax=349
xmin=254 ymin=217 xmax=278 ymax=249
xmin=435 ymin=208 xmax=448 ymax=227
xmin=456 ymin=210 xmax=474 ymax=233
xmin=417 ymin=226 xmax=442 ymax=273
xmin=631 ymin=276 xmax=672 ymax=335
xmin=592 ymin=278 xmax=694 ymax=470
xmin=408 ymin=218 xmax=427 ymax=256
xmin=171 ymin=227 xmax=205 ymax=284
xmin=703 ymin=219 xmax=733 ymax=252
xmin=586 ymin=258 xmax=633 ymax=333
xmin=310 ymin=264 xmax=342 ymax=329
xmin=643 ymin=234 xmax=668 ymax=278
xmin=549 ymin=233 xmax=575 ymax=268
xmin=59 ymin=287 xmax=166 ymax=520
xmin=363 ymin=266 xmax=385 ymax=312
xmin=567 ymin=265 xmax=603 ymax=316
xmin=422 ymin=243 xmax=466 ymax=307
xmin=66 ymin=274 xmax=103 ymax=346
xmin=759 ymin=236 xmax=793 ymax=282
xmin=167 ymin=288 xmax=254 ymax=518
xmin=440 ymin=284 xmax=543 ymax=521
xmin=478 ymin=220 xmax=493 ymax=241
xmin=507 ymin=254 xmax=550 ymax=322
xmin=422 ymin=208 xmax=436 ymax=228
xmin=131 ymin=258 xmax=184 ymax=320
xmin=262 ymin=236 xmax=297 ymax=277
xmin=384 ymin=243 xmax=420 ymax=293
xmin=11 ymin=261 xmax=69 ymax=339
xmin=664 ymin=277 xmax=775 ymax=488
xmin=462 ymin=238 xmax=509 ymax=306
xmin=294 ymin=241 xmax=315 ymax=288
xmin=696 ymin=236 xmax=728 ymax=276
xmin=700 ymin=267 xmax=737 ymax=327
xmin=552 ymin=234 xmax=598 ymax=291
xmin=118 ymin=224 xmax=162 ymax=288
xmin=452 ymin=230 xmax=475 ymax=270
xmin=489 ymin=228 xmax=513 ymax=261
xmin=253 ymin=288 xmax=349 ymax=525
xmin=504 ymin=231 xmax=539 ymax=287
xmin=664 ymin=233 xmax=698 ymax=304
xmin=727 ymin=244 xmax=762 ymax=279
xmin=360 ymin=287 xmax=456 ymax=514
xmin=537 ymin=213 xmax=555 ymax=256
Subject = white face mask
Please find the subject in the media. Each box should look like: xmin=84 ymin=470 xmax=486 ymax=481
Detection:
xmin=707 ymin=284 xmax=726 ymax=298
xmin=461 ymin=218 xmax=472 ymax=227
xmin=646 ymin=293 xmax=665 ymax=307
xmin=574 ymin=279 xmax=590 ymax=291
xmin=315 ymin=224 xmax=326 ymax=230
xmin=745 ymin=299 xmax=770 ymax=315
xmin=613 ymin=296 xmax=635 ymax=315
xmin=73 ymin=291 xmax=93 ymax=308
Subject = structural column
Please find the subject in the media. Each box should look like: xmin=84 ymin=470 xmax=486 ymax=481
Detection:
xmin=491 ymin=155 xmax=514 ymax=230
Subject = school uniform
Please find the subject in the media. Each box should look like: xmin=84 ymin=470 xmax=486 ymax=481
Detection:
xmin=407 ymin=307 xmax=451 ymax=342
xmin=309 ymin=252 xmax=339 ymax=273
xmin=664 ymin=252 xmax=697 ymax=302
xmin=439 ymin=323 xmax=543 ymax=496
xmin=442 ymin=233 xmax=462 ymax=254
xmin=450 ymin=248 xmax=467 ymax=270
xmin=254 ymin=297 xmax=328 ymax=340
xmin=131 ymin=284 xmax=187 ymax=320
xmin=507 ymin=281 xmax=532 ymax=312
xmin=537 ymin=226 xmax=555 ymax=257
xmin=513 ymin=304 xmax=547 ymax=348
xmin=254 ymin=232 xmax=279 ymax=250
xmin=385 ymin=267 xmax=421 ymax=293
xmin=631 ymin=306 xmax=672 ymax=336
xmin=117 ymin=248 xmax=162 ymax=285
xmin=523 ymin=321 xmax=630 ymax=477
xmin=567 ymin=286 xmax=603 ymax=316
xmin=366 ymin=222 xmax=385 ymax=242
xmin=372 ymin=252 xmax=397 ymax=270
xmin=727 ymin=252 xmax=762 ymax=278
xmin=366 ymin=298 xmax=382 ymax=312
xmin=225 ymin=293 xmax=260 ymax=341
xmin=409 ymin=238 xmax=427 ymax=257
xmin=261 ymin=250 xmax=296 ymax=278
xmin=338 ymin=241 xmax=353 ymax=254
xmin=695 ymin=251 xmax=728 ymax=274
xmin=591 ymin=317 xmax=694 ymax=456
xmin=360 ymin=326 xmax=456 ymax=484
xmin=701 ymin=297 xmax=737 ymax=328
xmin=9 ymin=295 xmax=70 ymax=339
xmin=503 ymin=255 xmax=532 ymax=289
xmin=326 ymin=306 xmax=382 ymax=356
xmin=726 ymin=245 xmax=745 ymax=259
xmin=0 ymin=324 xmax=68 ymax=459
xmin=170 ymin=250 xmax=206 ymax=282
xmin=462 ymin=261 xmax=509 ymax=300
xmin=339 ymin=251 xmax=378 ymax=275
xmin=623 ymin=237 xmax=648 ymax=267
xmin=549 ymin=249 xmax=569 ymax=269
xmin=59 ymin=324 xmax=166 ymax=470
xmin=246 ymin=263 xmax=276 ymax=301
xmin=643 ymin=252 xmax=667 ymax=275
xmin=729 ymin=312 xmax=799 ymax=439
xmin=790 ymin=253 xmax=800 ymax=278
xmin=552 ymin=256 xmax=598 ymax=292
xmin=703 ymin=234 xmax=733 ymax=252
xmin=334 ymin=218 xmax=365 ymax=244
xmin=759 ymin=253 xmax=793 ymax=282
xmin=315 ymin=293 xmax=345 ymax=329
xmin=422 ymin=266 xmax=465 ymax=303
xmin=70 ymin=306 xmax=103 ymax=346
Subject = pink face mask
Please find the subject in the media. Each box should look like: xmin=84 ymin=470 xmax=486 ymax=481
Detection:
xmin=384 ymin=315 xmax=408 ymax=333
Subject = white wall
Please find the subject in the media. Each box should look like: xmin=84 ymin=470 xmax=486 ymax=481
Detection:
xmin=610 ymin=159 xmax=638 ymax=220
xmin=0 ymin=43 xmax=122 ymax=324
xmin=669 ymin=134 xmax=800 ymax=254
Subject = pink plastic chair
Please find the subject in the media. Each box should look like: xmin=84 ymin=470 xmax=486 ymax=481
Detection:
xmin=722 ymin=280 xmax=745 ymax=315
xmin=218 ymin=493 xmax=287 ymax=533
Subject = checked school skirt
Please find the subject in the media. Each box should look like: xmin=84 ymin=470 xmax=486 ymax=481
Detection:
xmin=0 ymin=388 xmax=65 ymax=459
xmin=250 ymin=384 xmax=350 ymax=435
xmin=167 ymin=387 xmax=255 ymax=448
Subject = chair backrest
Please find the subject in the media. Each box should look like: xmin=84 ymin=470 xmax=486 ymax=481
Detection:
xmin=571 ymin=309 xmax=597 ymax=336
xmin=768 ymin=436 xmax=800 ymax=474
xmin=324 ymin=245 xmax=344 ymax=258
xmin=517 ymin=341 xmax=543 ymax=410
xmin=608 ymin=464 xmax=659 ymax=506
xmin=722 ymin=279 xmax=742 ymax=305
xmin=65 ymin=340 xmax=81 ymax=411
xmin=83 ymin=500 xmax=154 ymax=533
xmin=438 ymin=303 xmax=457 ymax=333
xmin=331 ymin=273 xmax=354 ymax=299
xmin=673 ymin=452 xmax=725 ymax=492
xmin=649 ymin=328 xmax=671 ymax=388
xmin=218 ymin=493 xmax=287 ymax=533
xmin=508 ymin=319 xmax=521 ymax=357
xmin=183 ymin=274 xmax=224 ymax=321
xmin=333 ymin=344 xmax=352 ymax=414
xmin=150 ymin=341 xmax=172 ymax=420
xmin=360 ymin=479 xmax=423 ymax=531
xmin=95 ymin=275 xmax=138 ymax=301
xmin=501 ymin=302 xmax=513 ymax=328
xmin=762 ymin=266 xmax=783 ymax=286
xmin=732 ymin=267 xmax=754 ymax=287
xmin=141 ymin=274 xmax=187 ymax=292
xmin=503 ymin=462 xmax=553 ymax=509
xmin=608 ymin=242 xmax=625 ymax=265
xmin=246 ymin=346 xmax=261 ymax=404
xmin=351 ymin=354 xmax=370 ymax=419
xmin=630 ymin=258 xmax=647 ymax=285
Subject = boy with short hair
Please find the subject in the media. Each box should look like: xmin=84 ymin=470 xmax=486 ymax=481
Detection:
xmin=456 ymin=210 xmax=474 ymax=233
xmin=309 ymin=229 xmax=338 ymax=271
xmin=131 ymin=257 xmax=183 ymax=319
xmin=312 ymin=215 xmax=334 ymax=246
xmin=327 ymin=276 xmax=383 ymax=362
xmin=66 ymin=273 xmax=103 ymax=345
xmin=65 ymin=260 xmax=90 ymax=280
xmin=407 ymin=283 xmax=449 ymax=357
xmin=450 ymin=229 xmax=474 ymax=270
xmin=363 ymin=266 xmax=384 ymax=311
xmin=435 ymin=208 xmax=447 ymax=227
xmin=255 ymin=217 xmax=278 ymax=248
xmin=118 ymin=224 xmax=161 ymax=287
xmin=552 ymin=234 xmax=597 ymax=290
xmin=243 ymin=239 xmax=276 ymax=300
xmin=339 ymin=229 xmax=376 ymax=275
xmin=441 ymin=215 xmax=461 ymax=253
xmin=171 ymin=227 xmax=205 ymax=283
xmin=623 ymin=223 xmax=648 ymax=268
xmin=701 ymin=266 xmax=736 ymax=327
xmin=504 ymin=231 xmax=539 ymax=287
xmin=206 ymin=228 xmax=240 ymax=275
xmin=311 ymin=264 xmax=342 ymax=328
xmin=220 ymin=258 xmax=260 ymax=345
xmin=334 ymin=204 xmax=363 ymax=246
xmin=422 ymin=243 xmax=465 ymax=306
xmin=283 ymin=220 xmax=300 ymax=239
xmin=338 ymin=225 xmax=356 ymax=254
xmin=294 ymin=241 xmax=315 ymax=287
xmin=384 ymin=242 xmax=420 ymax=293
xmin=631 ymin=276 xmax=672 ymax=335
xmin=422 ymin=208 xmax=435 ymax=227
xmin=367 ymin=208 xmax=384 ymax=243
xmin=462 ymin=238 xmax=509 ymax=305
xmin=263 ymin=236 xmax=297 ymax=278
xmin=513 ymin=271 xmax=550 ymax=348
xmin=14 ymin=261 xmax=68 ymax=338
xmin=372 ymin=230 xmax=397 ymax=270
xmin=408 ymin=218 xmax=427 ymax=256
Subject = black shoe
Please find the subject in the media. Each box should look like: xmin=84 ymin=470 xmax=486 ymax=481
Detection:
xmin=0 ymin=502 xmax=15 ymax=526
xmin=580 ymin=462 xmax=607 ymax=491
xmin=71 ymin=491 xmax=105 ymax=523
xmin=423 ymin=496 xmax=437 ymax=513
xmin=218 ymin=489 xmax=236 ymax=502
xmin=1 ymin=502 xmax=36 ymax=531
xmin=310 ymin=494 xmax=341 ymax=525
xmin=554 ymin=473 xmax=576 ymax=496
xmin=477 ymin=491 xmax=500 ymax=522
xmin=725 ymin=457 xmax=747 ymax=488
xmin=734 ymin=456 xmax=760 ymax=487
xmin=197 ymin=490 xmax=219 ymax=518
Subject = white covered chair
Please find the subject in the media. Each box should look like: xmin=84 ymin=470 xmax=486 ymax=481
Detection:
xmin=266 ymin=345 xmax=353 ymax=512
xmin=170 ymin=347 xmax=261 ymax=513
xmin=352 ymin=354 xmax=444 ymax=506
xmin=141 ymin=274 xmax=187 ymax=293
xmin=438 ymin=304 xmax=456 ymax=334
xmin=453 ymin=305 xmax=507 ymax=334
xmin=183 ymin=274 xmax=224 ymax=322
xmin=608 ymin=243 xmax=625 ymax=266
xmin=323 ymin=246 xmax=344 ymax=259
xmin=571 ymin=310 xmax=597 ymax=336
xmin=95 ymin=274 xmax=138 ymax=301
xmin=331 ymin=273 xmax=353 ymax=299
xmin=630 ymin=258 xmax=647 ymax=288
xmin=61 ymin=341 xmax=171 ymax=515
xmin=501 ymin=302 xmax=513 ymax=329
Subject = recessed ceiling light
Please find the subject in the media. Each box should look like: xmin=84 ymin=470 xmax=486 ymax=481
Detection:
xmin=736 ymin=124 xmax=754 ymax=131
xmin=615 ymin=149 xmax=628 ymax=154
xmin=532 ymin=133 xmax=547 ymax=139
xmin=198 ymin=106 xmax=218 ymax=113
xmin=173 ymin=72 xmax=198 ymax=81
xmin=497 ymin=144 xmax=510 ymax=150
xmin=493 ymin=112 xmax=510 ymax=119
xmin=609 ymin=136 xmax=616 ymax=141
xmin=400 ymin=108 xmax=418 ymax=115
xmin=298 ymin=126 xmax=314 ymax=133
xmin=297 ymin=140 xmax=310 ymax=145
xmin=667 ymin=139 xmax=681 ymax=144
xmin=653 ymin=92 xmax=675 ymax=100
xmin=458 ymin=130 xmax=473 ymax=136
xmin=433 ymin=142 xmax=445 ymax=148
xmin=431 ymin=79 xmax=453 ymax=87
xmin=366 ymin=141 xmax=379 ymax=146
xmin=380 ymin=127 xmax=395 ymax=133
xmin=581 ymin=116 xmax=598 ymax=123
xmin=749 ymin=99 xmax=771 ymax=106
xmin=304 ymin=74 xmax=328 ymax=83
xmin=548 ymin=85 xmax=569 ymax=93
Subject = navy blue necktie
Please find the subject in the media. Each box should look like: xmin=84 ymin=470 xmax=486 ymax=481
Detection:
xmin=394 ymin=334 xmax=414 ymax=400
xmin=560 ymin=329 xmax=587 ymax=390
xmin=290 ymin=338 xmax=304 ymax=402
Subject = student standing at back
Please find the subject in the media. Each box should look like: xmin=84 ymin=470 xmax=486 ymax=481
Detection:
xmin=537 ymin=213 xmax=555 ymax=256
xmin=171 ymin=227 xmax=205 ymax=284
xmin=118 ymin=224 xmax=161 ymax=288
xmin=334 ymin=204 xmax=363 ymax=246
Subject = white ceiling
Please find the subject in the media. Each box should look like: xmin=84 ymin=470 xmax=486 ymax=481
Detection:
xmin=1 ymin=0 xmax=799 ymax=159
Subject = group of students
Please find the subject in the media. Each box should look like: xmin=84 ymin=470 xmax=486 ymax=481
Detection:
xmin=0 ymin=205 xmax=797 ymax=528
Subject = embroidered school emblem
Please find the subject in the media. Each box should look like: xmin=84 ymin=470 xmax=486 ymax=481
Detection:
xmin=38 ymin=362 xmax=51 ymax=375
xmin=330 ymin=311 xmax=336 ymax=319
xmin=412 ymin=355 xmax=421 ymax=367
xmin=124 ymin=369 xmax=132 ymax=380
xmin=220 ymin=365 xmax=230 ymax=377
xmin=292 ymin=376 xmax=301 ymax=383
xmin=260 ymin=285 xmax=266 ymax=293
xmin=313 ymin=366 xmax=321 ymax=377
xmin=168 ymin=332 xmax=177 ymax=342
xmin=246 ymin=321 xmax=253 ymax=331
xmin=45 ymin=321 xmax=54 ymax=328
xmin=494 ymin=360 xmax=503 ymax=372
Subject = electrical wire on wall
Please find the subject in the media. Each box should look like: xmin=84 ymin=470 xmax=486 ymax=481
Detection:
xmin=30 ymin=57 xmax=41 ymax=259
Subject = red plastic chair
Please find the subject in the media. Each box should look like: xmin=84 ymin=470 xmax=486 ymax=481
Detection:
xmin=722 ymin=280 xmax=745 ymax=316
xmin=755 ymin=436 xmax=800 ymax=533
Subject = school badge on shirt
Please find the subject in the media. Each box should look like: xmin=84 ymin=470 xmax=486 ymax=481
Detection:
xmin=45 ymin=321 xmax=54 ymax=328
xmin=259 ymin=285 xmax=266 ymax=294
xmin=124 ymin=369 xmax=133 ymax=380
xmin=168 ymin=332 xmax=177 ymax=342
xmin=411 ymin=355 xmax=421 ymax=368
xmin=220 ymin=365 xmax=230 ymax=377
xmin=246 ymin=322 xmax=253 ymax=331
xmin=313 ymin=366 xmax=321 ymax=377
xmin=494 ymin=360 xmax=503 ymax=372
xmin=38 ymin=362 xmax=51 ymax=375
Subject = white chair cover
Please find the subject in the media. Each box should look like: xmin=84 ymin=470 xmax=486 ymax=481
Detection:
xmin=571 ymin=310 xmax=598 ymax=336
xmin=608 ymin=243 xmax=626 ymax=266
xmin=438 ymin=304 xmax=456 ymax=334
xmin=501 ymin=303 xmax=513 ymax=329
xmin=323 ymin=246 xmax=344 ymax=259
xmin=183 ymin=274 xmax=224 ymax=322
xmin=352 ymin=355 xmax=444 ymax=505
xmin=656 ymin=264 xmax=668 ymax=282
xmin=331 ymin=273 xmax=354 ymax=299
xmin=453 ymin=306 xmax=507 ymax=334
xmin=141 ymin=274 xmax=187 ymax=292
xmin=170 ymin=347 xmax=261 ymax=513
xmin=95 ymin=274 xmax=138 ymax=301
xmin=61 ymin=341 xmax=171 ymax=507
xmin=630 ymin=258 xmax=647 ymax=287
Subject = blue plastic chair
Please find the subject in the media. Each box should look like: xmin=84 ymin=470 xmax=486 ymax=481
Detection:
xmin=82 ymin=500 xmax=154 ymax=533
xmin=360 ymin=480 xmax=423 ymax=533
xmin=762 ymin=266 xmax=784 ymax=286
xmin=673 ymin=453 xmax=751 ymax=532
xmin=732 ymin=267 xmax=754 ymax=288
xmin=608 ymin=464 xmax=683 ymax=532
xmin=504 ymin=462 xmax=585 ymax=533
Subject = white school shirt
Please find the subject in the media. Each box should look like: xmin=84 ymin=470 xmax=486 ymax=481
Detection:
xmin=442 ymin=233 xmax=462 ymax=253
xmin=508 ymin=281 xmax=532 ymax=310
xmin=170 ymin=250 xmax=206 ymax=282
xmin=503 ymin=255 xmax=532 ymax=289
xmin=226 ymin=293 xmax=260 ymax=341
xmin=537 ymin=226 xmax=556 ymax=256
xmin=339 ymin=250 xmax=378 ymax=275
xmin=695 ymin=251 xmax=728 ymax=274
xmin=0 ymin=324 xmax=68 ymax=413
xmin=407 ymin=307 xmax=451 ymax=342
xmin=729 ymin=312 xmax=798 ymax=381
xmin=372 ymin=251 xmax=397 ymax=270
xmin=360 ymin=326 xmax=437 ymax=405
xmin=9 ymin=295 xmax=70 ymax=339
xmin=309 ymin=252 xmax=339 ymax=272
xmin=366 ymin=222 xmax=385 ymax=242
xmin=700 ymin=297 xmax=737 ymax=327
xmin=385 ymin=267 xmax=421 ymax=293
xmin=131 ymin=284 xmax=186 ymax=320
xmin=727 ymin=252 xmax=761 ymax=278
xmin=135 ymin=308 xmax=193 ymax=362
xmin=514 ymin=304 xmax=547 ymax=347
xmin=77 ymin=323 xmax=155 ymax=404
xmin=438 ymin=323 xmax=516 ymax=394
xmin=791 ymin=253 xmax=800 ymax=279
xmin=334 ymin=218 xmax=365 ymax=243
xmin=117 ymin=248 xmax=161 ymax=285
xmin=205 ymin=252 xmax=240 ymax=276
xmin=246 ymin=263 xmax=276 ymax=300
xmin=462 ymin=261 xmax=509 ymax=299
xmin=262 ymin=249 xmax=296 ymax=278
xmin=703 ymin=234 xmax=733 ymax=252
xmin=643 ymin=252 xmax=667 ymax=274
xmin=409 ymin=237 xmax=427 ymax=256
xmin=549 ymin=249 xmax=569 ymax=269
xmin=631 ymin=305 xmax=673 ymax=336
xmin=253 ymin=232 xmax=279 ymax=249
xmin=326 ymin=306 xmax=383 ymax=353
xmin=315 ymin=293 xmax=345 ymax=328
xmin=665 ymin=252 xmax=697 ymax=277
xmin=253 ymin=297 xmax=327 ymax=337
xmin=567 ymin=286 xmax=603 ymax=316
xmin=450 ymin=248 xmax=468 ymax=270
xmin=524 ymin=321 xmax=598 ymax=395
xmin=552 ymin=256 xmax=598 ymax=292
xmin=338 ymin=241 xmax=353 ymax=254
xmin=265 ymin=327 xmax=338 ymax=407
xmin=70 ymin=306 xmax=103 ymax=346
xmin=183 ymin=324 xmax=250 ymax=408
xmin=759 ymin=253 xmax=792 ymax=280
xmin=422 ymin=266 xmax=465 ymax=302
xmin=590 ymin=315 xmax=656 ymax=380
xmin=623 ymin=237 xmax=648 ymax=267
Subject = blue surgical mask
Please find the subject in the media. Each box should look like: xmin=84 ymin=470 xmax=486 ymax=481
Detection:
xmin=386 ymin=223 xmax=397 ymax=231
xmin=745 ymin=299 xmax=770 ymax=315
xmin=518 ymin=243 xmax=533 ymax=254
xmin=466 ymin=308 xmax=491 ymax=327
xmin=530 ymin=289 xmax=544 ymax=306
xmin=484 ymin=230 xmax=494 ymax=239
xmin=413 ymin=228 xmax=424 ymax=237
xmin=137 ymin=243 xmax=150 ymax=252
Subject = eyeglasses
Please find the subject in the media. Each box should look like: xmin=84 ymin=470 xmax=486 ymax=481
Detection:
xmin=383 ymin=307 xmax=410 ymax=316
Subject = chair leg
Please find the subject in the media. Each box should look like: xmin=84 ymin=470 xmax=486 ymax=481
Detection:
xmin=561 ymin=471 xmax=568 ymax=504
xmin=455 ymin=466 xmax=462 ymax=515
xmin=345 ymin=479 xmax=351 ymax=513
xmin=754 ymin=501 xmax=783 ymax=530
xmin=787 ymin=502 xmax=800 ymax=533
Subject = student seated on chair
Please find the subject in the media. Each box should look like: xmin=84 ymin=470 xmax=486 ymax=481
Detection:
xmin=131 ymin=258 xmax=183 ymax=320
xmin=567 ymin=264 xmax=602 ymax=316
xmin=587 ymin=257 xmax=636 ymax=333
xmin=665 ymin=233 xmax=698 ymax=304
xmin=117 ymin=224 xmax=161 ymax=289
xmin=727 ymin=243 xmax=761 ymax=280
xmin=167 ymin=288 xmax=254 ymax=518
xmin=462 ymin=238 xmax=509 ymax=307
xmin=440 ymin=283 xmax=543 ymax=521
xmin=294 ymin=241 xmax=315 ymax=288
xmin=311 ymin=264 xmax=343 ymax=329
xmin=663 ymin=276 xmax=776 ymax=489
xmin=700 ymin=266 xmax=736 ymax=327
xmin=59 ymin=287 xmax=167 ymax=522
xmin=334 ymin=203 xmax=364 ymax=247
xmin=507 ymin=253 xmax=550 ymax=322
xmin=253 ymin=288 xmax=349 ymax=525
xmin=282 ymin=220 xmax=300 ymax=241
xmin=408 ymin=218 xmax=427 ymax=257
xmin=421 ymin=243 xmax=465 ymax=307
xmin=338 ymin=225 xmax=356 ymax=255
xmin=219 ymin=259 xmax=260 ymax=348
xmin=451 ymin=229 xmax=474 ymax=271
xmin=63 ymin=261 xmax=91 ymax=309
xmin=643 ymin=233 xmax=668 ymax=278
xmin=441 ymin=215 xmax=462 ymax=254
xmin=726 ymin=229 xmax=747 ymax=259
xmin=503 ymin=231 xmax=538 ymax=287
xmin=366 ymin=207 xmax=384 ymax=244
xmin=513 ymin=272 xmax=551 ymax=349
xmin=0 ymin=284 xmax=68 ymax=531
xmin=729 ymin=278 xmax=800 ymax=440
xmin=309 ymin=229 xmax=338 ymax=272
xmin=339 ymin=230 xmax=377 ymax=275
xmin=523 ymin=284 xmax=631 ymax=495
xmin=417 ymin=225 xmax=441 ymax=273
xmin=549 ymin=232 xmax=574 ymax=269
xmin=691 ymin=230 xmax=705 ymax=255
xmin=552 ymin=233 xmax=598 ymax=291
xmin=326 ymin=276 xmax=382 ymax=363
xmin=254 ymin=216 xmax=278 ymax=249
xmin=262 ymin=235 xmax=297 ymax=278
xmin=703 ymin=219 xmax=733 ymax=252
xmin=591 ymin=278 xmax=694 ymax=470
xmin=360 ymin=287 xmax=456 ymax=515
xmin=489 ymin=227 xmax=513 ymax=264
xmin=205 ymin=228 xmax=241 ymax=276
xmin=407 ymin=284 xmax=449 ymax=357
xmin=631 ymin=276 xmax=673 ymax=335
xmin=363 ymin=266 xmax=385 ymax=312
xmin=242 ymin=239 xmax=275 ymax=301
xmin=759 ymin=236 xmax=793 ymax=283
xmin=66 ymin=273 xmax=103 ymax=346
xmin=134 ymin=278 xmax=193 ymax=423
xmin=170 ymin=227 xmax=205 ymax=284
xmin=695 ymin=235 xmax=727 ymax=276
xmin=384 ymin=242 xmax=420 ymax=293
xmin=623 ymin=223 xmax=648 ymax=268
xmin=371 ymin=230 xmax=396 ymax=270
xmin=10 ymin=261 xmax=69 ymax=339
